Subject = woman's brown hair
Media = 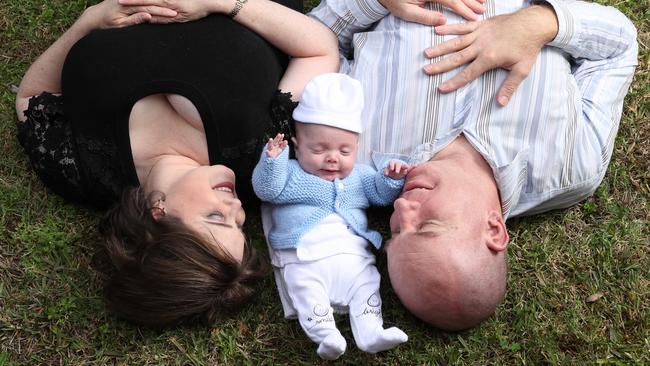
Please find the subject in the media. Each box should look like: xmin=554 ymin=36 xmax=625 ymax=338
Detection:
xmin=94 ymin=187 xmax=268 ymax=327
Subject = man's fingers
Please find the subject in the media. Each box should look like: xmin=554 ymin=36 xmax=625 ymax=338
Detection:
xmin=400 ymin=7 xmax=446 ymax=26
xmin=425 ymin=33 xmax=474 ymax=59
xmin=462 ymin=0 xmax=487 ymax=15
xmin=424 ymin=46 xmax=476 ymax=75
xmin=496 ymin=68 xmax=527 ymax=106
xmin=438 ymin=59 xmax=485 ymax=92
xmin=438 ymin=0 xmax=481 ymax=21
xmin=434 ymin=21 xmax=479 ymax=36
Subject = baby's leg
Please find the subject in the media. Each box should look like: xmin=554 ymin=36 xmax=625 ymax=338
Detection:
xmin=282 ymin=262 xmax=346 ymax=360
xmin=347 ymin=263 xmax=408 ymax=353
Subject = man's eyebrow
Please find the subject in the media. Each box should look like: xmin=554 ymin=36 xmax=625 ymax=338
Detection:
xmin=414 ymin=230 xmax=443 ymax=239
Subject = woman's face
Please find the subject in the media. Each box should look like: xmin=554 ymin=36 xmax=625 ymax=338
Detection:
xmin=155 ymin=164 xmax=246 ymax=261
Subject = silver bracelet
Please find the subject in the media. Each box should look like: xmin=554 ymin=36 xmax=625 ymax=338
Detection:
xmin=228 ymin=0 xmax=249 ymax=18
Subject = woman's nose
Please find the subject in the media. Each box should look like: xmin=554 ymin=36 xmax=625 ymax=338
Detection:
xmin=224 ymin=197 xmax=242 ymax=209
xmin=393 ymin=198 xmax=421 ymax=232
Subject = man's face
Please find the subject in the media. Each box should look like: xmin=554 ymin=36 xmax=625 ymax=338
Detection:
xmin=389 ymin=160 xmax=478 ymax=238
xmin=293 ymin=123 xmax=359 ymax=181
xmin=387 ymin=153 xmax=509 ymax=330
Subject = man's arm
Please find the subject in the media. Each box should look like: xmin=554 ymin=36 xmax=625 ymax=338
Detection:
xmin=308 ymin=0 xmax=390 ymax=60
xmin=519 ymin=1 xmax=638 ymax=215
xmin=309 ymin=0 xmax=486 ymax=61
xmin=379 ymin=0 xmax=486 ymax=24
xmin=423 ymin=1 xmax=638 ymax=106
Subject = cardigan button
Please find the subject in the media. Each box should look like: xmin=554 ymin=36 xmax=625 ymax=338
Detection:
xmin=337 ymin=182 xmax=344 ymax=189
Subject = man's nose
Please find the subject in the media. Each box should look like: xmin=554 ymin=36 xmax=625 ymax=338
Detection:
xmin=393 ymin=198 xmax=420 ymax=232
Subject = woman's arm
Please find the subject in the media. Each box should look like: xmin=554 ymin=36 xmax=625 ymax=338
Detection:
xmin=118 ymin=0 xmax=340 ymax=99
xmin=228 ymin=0 xmax=339 ymax=99
xmin=15 ymin=0 xmax=177 ymax=121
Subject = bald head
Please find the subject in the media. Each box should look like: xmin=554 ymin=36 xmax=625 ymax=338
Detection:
xmin=387 ymin=135 xmax=510 ymax=329
xmin=387 ymin=223 xmax=508 ymax=331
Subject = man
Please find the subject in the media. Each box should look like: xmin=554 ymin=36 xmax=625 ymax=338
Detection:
xmin=309 ymin=0 xmax=637 ymax=330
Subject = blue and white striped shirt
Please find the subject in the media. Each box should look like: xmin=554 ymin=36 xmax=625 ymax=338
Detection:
xmin=309 ymin=0 xmax=638 ymax=219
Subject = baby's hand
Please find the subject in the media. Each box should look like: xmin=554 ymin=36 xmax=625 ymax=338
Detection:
xmin=384 ymin=160 xmax=411 ymax=180
xmin=266 ymin=133 xmax=288 ymax=158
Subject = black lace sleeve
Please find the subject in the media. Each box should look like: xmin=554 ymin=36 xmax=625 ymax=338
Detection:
xmin=16 ymin=92 xmax=85 ymax=203
xmin=268 ymin=90 xmax=298 ymax=158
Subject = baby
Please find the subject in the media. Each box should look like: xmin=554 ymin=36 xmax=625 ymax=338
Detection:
xmin=252 ymin=73 xmax=409 ymax=360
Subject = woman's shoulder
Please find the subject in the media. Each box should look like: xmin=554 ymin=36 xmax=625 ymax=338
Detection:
xmin=17 ymin=92 xmax=128 ymax=208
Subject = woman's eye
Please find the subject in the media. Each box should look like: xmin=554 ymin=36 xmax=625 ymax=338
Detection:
xmin=208 ymin=212 xmax=225 ymax=222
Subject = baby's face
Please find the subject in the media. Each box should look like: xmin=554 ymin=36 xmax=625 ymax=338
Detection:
xmin=293 ymin=123 xmax=359 ymax=181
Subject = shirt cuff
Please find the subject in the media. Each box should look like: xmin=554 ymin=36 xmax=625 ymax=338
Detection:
xmin=349 ymin=0 xmax=390 ymax=25
xmin=532 ymin=0 xmax=580 ymax=51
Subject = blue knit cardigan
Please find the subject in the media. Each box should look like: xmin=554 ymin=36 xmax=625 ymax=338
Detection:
xmin=252 ymin=148 xmax=404 ymax=249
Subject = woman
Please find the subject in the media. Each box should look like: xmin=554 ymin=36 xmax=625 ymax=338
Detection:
xmin=15 ymin=0 xmax=338 ymax=326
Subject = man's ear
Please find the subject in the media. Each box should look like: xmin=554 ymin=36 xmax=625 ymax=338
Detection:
xmin=485 ymin=210 xmax=509 ymax=252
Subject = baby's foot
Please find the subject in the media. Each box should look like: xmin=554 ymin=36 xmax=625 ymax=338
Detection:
xmin=356 ymin=326 xmax=408 ymax=354
xmin=317 ymin=332 xmax=347 ymax=360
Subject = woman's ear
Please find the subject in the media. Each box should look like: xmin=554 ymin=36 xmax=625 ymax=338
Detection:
xmin=149 ymin=200 xmax=166 ymax=221
xmin=485 ymin=210 xmax=509 ymax=252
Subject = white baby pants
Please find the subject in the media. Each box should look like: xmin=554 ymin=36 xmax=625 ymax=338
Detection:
xmin=280 ymin=253 xmax=386 ymax=347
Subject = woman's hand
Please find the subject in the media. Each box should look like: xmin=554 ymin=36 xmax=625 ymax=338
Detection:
xmin=423 ymin=4 xmax=558 ymax=106
xmin=378 ymin=0 xmax=486 ymax=25
xmin=117 ymin=0 xmax=227 ymax=23
xmin=87 ymin=0 xmax=178 ymax=28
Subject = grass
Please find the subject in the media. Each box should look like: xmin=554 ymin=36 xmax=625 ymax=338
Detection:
xmin=1 ymin=0 xmax=648 ymax=364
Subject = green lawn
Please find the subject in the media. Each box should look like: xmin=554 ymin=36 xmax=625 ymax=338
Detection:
xmin=1 ymin=0 xmax=648 ymax=364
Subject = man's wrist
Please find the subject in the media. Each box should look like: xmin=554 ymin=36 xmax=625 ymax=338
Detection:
xmin=530 ymin=4 xmax=559 ymax=45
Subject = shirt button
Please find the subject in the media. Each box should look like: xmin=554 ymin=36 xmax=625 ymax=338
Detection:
xmin=337 ymin=182 xmax=344 ymax=189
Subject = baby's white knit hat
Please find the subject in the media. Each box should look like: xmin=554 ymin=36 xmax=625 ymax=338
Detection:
xmin=292 ymin=73 xmax=364 ymax=133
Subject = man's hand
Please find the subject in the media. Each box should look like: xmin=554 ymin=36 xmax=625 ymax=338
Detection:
xmin=384 ymin=160 xmax=411 ymax=180
xmin=423 ymin=4 xmax=558 ymax=106
xmin=117 ymin=0 xmax=222 ymax=23
xmin=266 ymin=133 xmax=288 ymax=159
xmin=378 ymin=0 xmax=486 ymax=26
xmin=87 ymin=0 xmax=178 ymax=28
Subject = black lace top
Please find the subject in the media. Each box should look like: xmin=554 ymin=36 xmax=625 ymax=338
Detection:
xmin=17 ymin=91 xmax=297 ymax=209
